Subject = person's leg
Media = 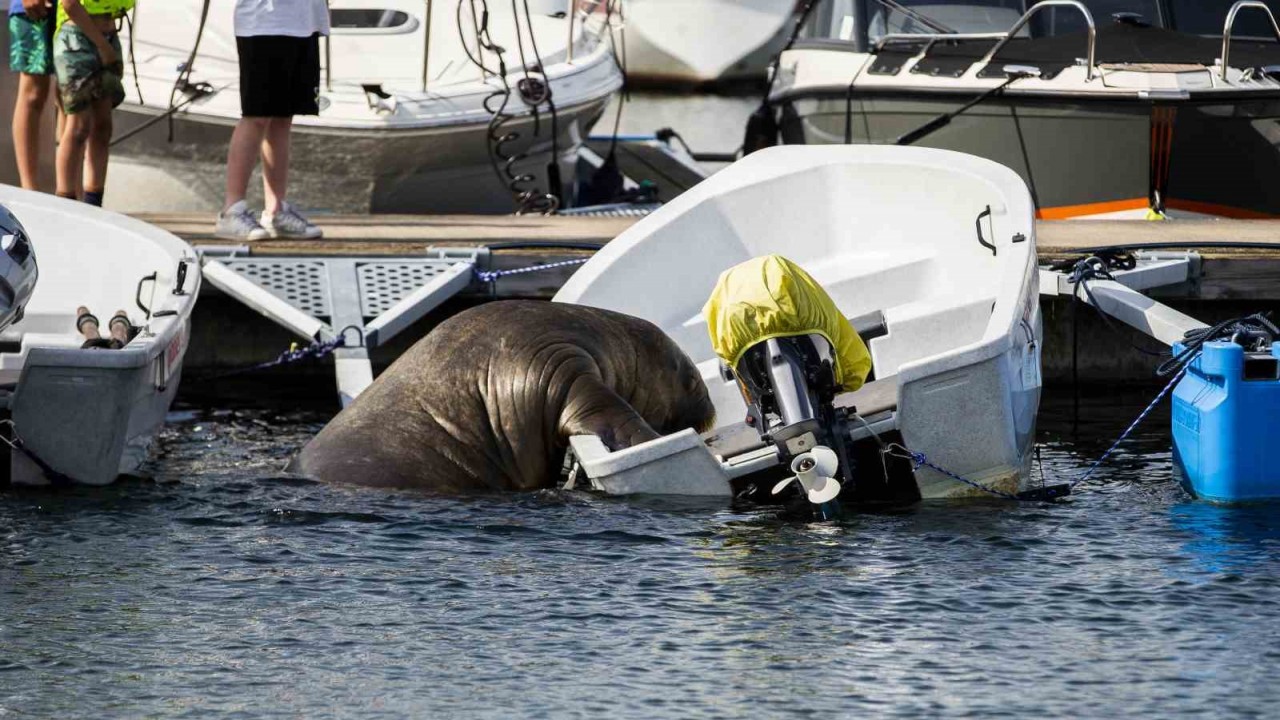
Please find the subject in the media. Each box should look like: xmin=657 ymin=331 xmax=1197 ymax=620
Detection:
xmin=56 ymin=109 xmax=92 ymax=199
xmin=82 ymin=97 xmax=113 ymax=206
xmin=258 ymin=34 xmax=322 ymax=239
xmin=11 ymin=73 xmax=51 ymax=190
xmin=223 ymin=116 xmax=270 ymax=211
xmin=215 ymin=116 xmax=272 ymax=240
xmin=260 ymin=116 xmax=292 ymax=214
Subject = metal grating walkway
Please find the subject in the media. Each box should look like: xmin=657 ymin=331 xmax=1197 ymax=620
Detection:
xmin=204 ymin=250 xmax=484 ymax=406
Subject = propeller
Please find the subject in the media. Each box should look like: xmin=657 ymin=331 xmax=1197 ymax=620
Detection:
xmin=772 ymin=446 xmax=842 ymax=504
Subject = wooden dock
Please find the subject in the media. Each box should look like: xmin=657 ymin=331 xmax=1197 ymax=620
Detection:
xmin=138 ymin=213 xmax=1280 ymax=301
xmin=138 ymin=212 xmax=1280 ymax=388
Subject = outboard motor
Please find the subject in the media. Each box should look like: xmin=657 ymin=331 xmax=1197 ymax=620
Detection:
xmin=0 ymin=204 xmax=39 ymax=333
xmin=705 ymin=254 xmax=883 ymax=516
xmin=730 ymin=333 xmax=855 ymax=510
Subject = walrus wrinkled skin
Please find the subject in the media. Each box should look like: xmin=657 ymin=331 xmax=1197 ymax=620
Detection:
xmin=288 ymin=301 xmax=716 ymax=492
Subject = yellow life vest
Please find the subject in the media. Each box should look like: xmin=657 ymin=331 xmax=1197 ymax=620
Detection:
xmin=703 ymin=255 xmax=873 ymax=393
xmin=57 ymin=0 xmax=136 ymax=30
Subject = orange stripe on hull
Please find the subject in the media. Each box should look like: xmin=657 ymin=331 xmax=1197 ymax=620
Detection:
xmin=1164 ymin=198 xmax=1279 ymax=219
xmin=1036 ymin=198 xmax=1149 ymax=220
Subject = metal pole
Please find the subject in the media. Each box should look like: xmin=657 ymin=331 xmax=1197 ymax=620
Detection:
xmin=324 ymin=0 xmax=332 ymax=91
xmin=566 ymin=0 xmax=576 ymax=64
xmin=422 ymin=0 xmax=432 ymax=91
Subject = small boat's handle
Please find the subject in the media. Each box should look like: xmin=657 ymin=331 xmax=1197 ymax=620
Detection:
xmin=975 ymin=205 xmax=996 ymax=256
xmin=173 ymin=260 xmax=189 ymax=296
xmin=136 ymin=272 xmax=158 ymax=319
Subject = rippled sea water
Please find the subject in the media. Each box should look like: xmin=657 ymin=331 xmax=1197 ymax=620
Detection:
xmin=4 ymin=389 xmax=1280 ymax=719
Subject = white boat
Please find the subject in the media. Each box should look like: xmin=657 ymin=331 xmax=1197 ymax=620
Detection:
xmin=0 ymin=186 xmax=200 ymax=486
xmin=623 ymin=0 xmax=799 ymax=85
xmin=109 ymin=0 xmax=624 ymax=214
xmin=768 ymin=0 xmax=1280 ymax=219
xmin=555 ymin=145 xmax=1042 ymax=500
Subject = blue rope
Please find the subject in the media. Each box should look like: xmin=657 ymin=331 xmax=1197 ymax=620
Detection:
xmin=1070 ymin=358 xmax=1192 ymax=489
xmin=475 ymin=257 xmax=590 ymax=283
xmin=889 ymin=444 xmax=1020 ymax=500
xmin=888 ymin=356 xmax=1196 ymax=500
xmin=213 ymin=325 xmax=363 ymax=378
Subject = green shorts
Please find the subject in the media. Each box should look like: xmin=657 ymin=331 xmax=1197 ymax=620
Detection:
xmin=53 ymin=24 xmax=124 ymax=114
xmin=8 ymin=13 xmax=55 ymax=76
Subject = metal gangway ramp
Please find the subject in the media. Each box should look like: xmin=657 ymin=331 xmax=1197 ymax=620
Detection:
xmin=201 ymin=247 xmax=485 ymax=406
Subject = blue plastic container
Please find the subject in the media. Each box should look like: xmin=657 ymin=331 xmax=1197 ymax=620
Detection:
xmin=1172 ymin=341 xmax=1280 ymax=502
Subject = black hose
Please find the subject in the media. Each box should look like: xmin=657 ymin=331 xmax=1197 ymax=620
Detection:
xmin=1158 ymin=313 xmax=1279 ymax=377
xmin=1052 ymin=241 xmax=1280 ymax=254
xmin=166 ymin=0 xmax=212 ymax=142
xmin=484 ymin=241 xmax=604 ymax=252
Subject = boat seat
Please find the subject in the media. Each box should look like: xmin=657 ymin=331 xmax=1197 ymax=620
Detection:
xmin=17 ymin=332 xmax=87 ymax=351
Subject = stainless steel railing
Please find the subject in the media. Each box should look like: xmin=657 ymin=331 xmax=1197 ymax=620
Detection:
xmin=1220 ymin=0 xmax=1280 ymax=80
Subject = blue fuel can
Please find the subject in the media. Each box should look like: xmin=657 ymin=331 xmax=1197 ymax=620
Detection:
xmin=1172 ymin=341 xmax=1280 ymax=502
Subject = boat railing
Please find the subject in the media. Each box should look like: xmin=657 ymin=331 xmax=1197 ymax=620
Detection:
xmin=874 ymin=0 xmax=1097 ymax=81
xmin=1220 ymin=0 xmax=1280 ymax=80
xmin=567 ymin=0 xmax=620 ymax=63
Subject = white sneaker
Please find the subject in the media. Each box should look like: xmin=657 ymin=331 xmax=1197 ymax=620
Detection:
xmin=215 ymin=200 xmax=271 ymax=241
xmin=262 ymin=201 xmax=322 ymax=239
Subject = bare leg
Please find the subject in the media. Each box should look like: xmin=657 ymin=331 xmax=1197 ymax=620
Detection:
xmin=260 ymin=116 xmax=293 ymax=214
xmin=83 ymin=98 xmax=114 ymax=201
xmin=223 ymin=116 xmax=270 ymax=212
xmin=56 ymin=108 xmax=93 ymax=199
xmin=11 ymin=74 xmax=51 ymax=190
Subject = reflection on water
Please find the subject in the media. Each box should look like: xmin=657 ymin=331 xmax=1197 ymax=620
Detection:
xmin=3 ymin=390 xmax=1280 ymax=718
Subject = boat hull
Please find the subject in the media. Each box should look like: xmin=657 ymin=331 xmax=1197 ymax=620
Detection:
xmin=903 ymin=279 xmax=1042 ymax=499
xmin=108 ymin=97 xmax=612 ymax=215
xmin=778 ymin=91 xmax=1280 ymax=219
xmin=622 ymin=0 xmax=795 ymax=86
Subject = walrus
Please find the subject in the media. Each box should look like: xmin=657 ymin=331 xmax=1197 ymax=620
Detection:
xmin=288 ymin=301 xmax=716 ymax=492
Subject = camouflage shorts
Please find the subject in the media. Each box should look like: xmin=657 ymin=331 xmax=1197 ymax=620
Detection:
xmin=53 ymin=24 xmax=124 ymax=114
xmin=8 ymin=13 xmax=55 ymax=76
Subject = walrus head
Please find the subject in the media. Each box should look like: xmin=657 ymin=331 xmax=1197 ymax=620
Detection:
xmin=607 ymin=310 xmax=717 ymax=441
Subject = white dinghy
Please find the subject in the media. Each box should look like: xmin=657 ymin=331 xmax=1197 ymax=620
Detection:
xmin=555 ymin=145 xmax=1043 ymax=501
xmin=110 ymin=0 xmax=623 ymax=214
xmin=0 ymin=187 xmax=200 ymax=486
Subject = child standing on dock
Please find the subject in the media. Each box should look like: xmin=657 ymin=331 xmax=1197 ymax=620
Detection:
xmin=8 ymin=0 xmax=56 ymax=190
xmin=52 ymin=0 xmax=130 ymax=207
xmin=215 ymin=0 xmax=328 ymax=241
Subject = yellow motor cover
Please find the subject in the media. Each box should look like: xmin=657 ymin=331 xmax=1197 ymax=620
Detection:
xmin=703 ymin=255 xmax=872 ymax=393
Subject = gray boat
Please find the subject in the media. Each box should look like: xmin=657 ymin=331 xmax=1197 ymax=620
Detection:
xmin=762 ymin=0 xmax=1280 ymax=219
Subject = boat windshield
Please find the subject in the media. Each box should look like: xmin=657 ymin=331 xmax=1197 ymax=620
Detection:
xmin=1168 ymin=0 xmax=1280 ymax=38
xmin=798 ymin=0 xmax=1166 ymax=47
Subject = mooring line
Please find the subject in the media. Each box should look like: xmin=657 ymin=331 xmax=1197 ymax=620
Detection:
xmin=889 ymin=359 xmax=1195 ymax=501
xmin=474 ymin=257 xmax=590 ymax=283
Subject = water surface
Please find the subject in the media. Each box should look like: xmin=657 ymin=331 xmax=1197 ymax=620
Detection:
xmin=3 ymin=392 xmax=1280 ymax=718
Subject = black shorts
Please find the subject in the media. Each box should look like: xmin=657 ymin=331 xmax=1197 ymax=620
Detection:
xmin=236 ymin=34 xmax=322 ymax=117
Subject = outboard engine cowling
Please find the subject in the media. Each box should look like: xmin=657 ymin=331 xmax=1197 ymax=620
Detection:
xmin=0 ymin=204 xmax=40 ymax=333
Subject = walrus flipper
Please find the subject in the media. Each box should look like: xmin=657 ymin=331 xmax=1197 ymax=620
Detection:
xmin=559 ymin=376 xmax=661 ymax=451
